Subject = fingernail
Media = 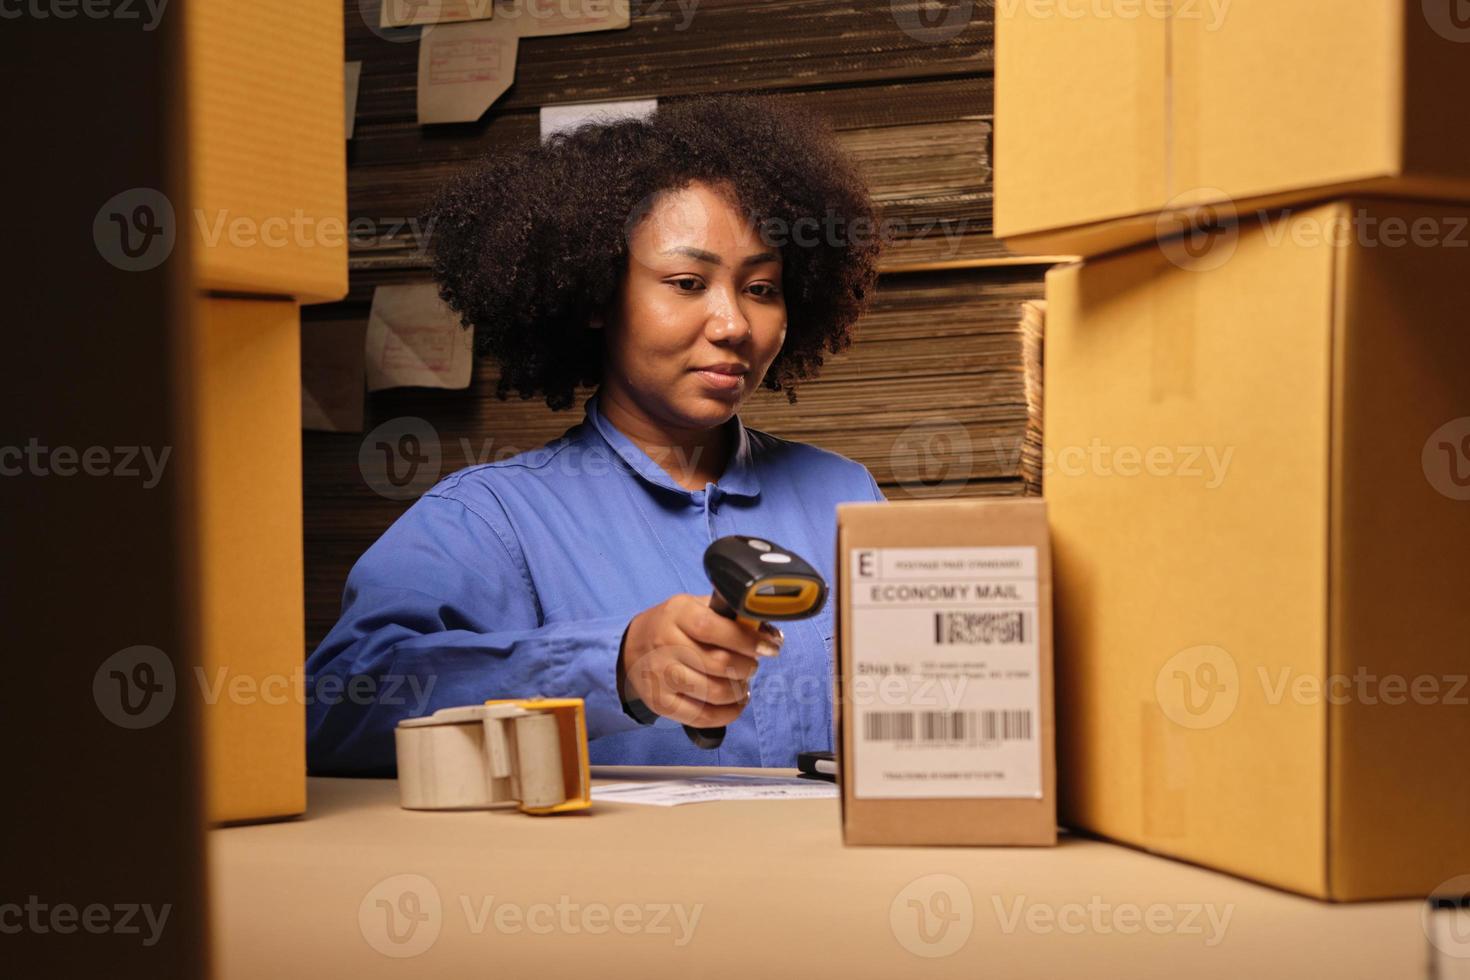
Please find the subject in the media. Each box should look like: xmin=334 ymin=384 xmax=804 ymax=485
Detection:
xmin=757 ymin=641 xmax=780 ymax=658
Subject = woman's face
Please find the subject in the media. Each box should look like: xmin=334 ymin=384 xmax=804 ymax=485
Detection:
xmin=598 ymin=180 xmax=788 ymax=432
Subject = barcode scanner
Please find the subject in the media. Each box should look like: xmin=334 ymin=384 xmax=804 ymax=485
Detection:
xmin=682 ymin=535 xmax=829 ymax=750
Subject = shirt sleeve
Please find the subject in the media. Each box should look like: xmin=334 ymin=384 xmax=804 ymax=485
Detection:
xmin=305 ymin=490 xmax=644 ymax=775
xmin=864 ymin=465 xmax=888 ymax=502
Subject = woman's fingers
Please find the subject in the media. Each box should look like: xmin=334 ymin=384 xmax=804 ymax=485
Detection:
xmin=660 ymin=658 xmax=751 ymax=706
xmin=661 ymin=691 xmax=748 ymax=729
xmin=677 ymin=595 xmax=784 ymax=659
xmin=670 ymin=640 xmax=761 ymax=681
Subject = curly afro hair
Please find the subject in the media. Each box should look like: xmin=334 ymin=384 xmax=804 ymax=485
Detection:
xmin=421 ymin=93 xmax=885 ymax=411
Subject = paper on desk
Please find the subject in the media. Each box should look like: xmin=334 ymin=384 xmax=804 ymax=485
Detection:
xmin=381 ymin=0 xmax=495 ymax=29
xmin=344 ymin=61 xmax=363 ymax=140
xmin=541 ymin=98 xmax=657 ymax=142
xmin=302 ymin=319 xmax=367 ymax=432
xmin=495 ymin=0 xmax=630 ymax=37
xmin=365 ymin=283 xmax=474 ymax=392
xmin=591 ymin=775 xmax=837 ymax=807
xmin=417 ymin=17 xmax=519 ymax=125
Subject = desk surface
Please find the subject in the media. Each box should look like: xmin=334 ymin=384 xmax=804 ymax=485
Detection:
xmin=209 ymin=769 xmax=1429 ymax=979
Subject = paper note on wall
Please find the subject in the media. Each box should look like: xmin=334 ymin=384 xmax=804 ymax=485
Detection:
xmin=540 ymin=97 xmax=657 ymax=142
xmin=381 ymin=0 xmax=496 ymax=29
xmin=417 ymin=17 xmax=519 ymax=125
xmin=365 ymin=283 xmax=474 ymax=391
xmin=344 ymin=61 xmax=363 ymax=141
xmin=494 ymin=0 xmax=630 ymax=37
xmin=302 ymin=320 xmax=367 ymax=432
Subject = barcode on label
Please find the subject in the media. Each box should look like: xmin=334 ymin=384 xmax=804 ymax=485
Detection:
xmin=862 ymin=710 xmax=1033 ymax=745
xmin=934 ymin=611 xmax=1027 ymax=645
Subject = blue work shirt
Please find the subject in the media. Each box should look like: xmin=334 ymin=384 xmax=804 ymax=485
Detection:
xmin=306 ymin=389 xmax=887 ymax=775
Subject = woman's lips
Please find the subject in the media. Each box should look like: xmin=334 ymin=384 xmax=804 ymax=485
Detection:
xmin=693 ymin=369 xmax=745 ymax=393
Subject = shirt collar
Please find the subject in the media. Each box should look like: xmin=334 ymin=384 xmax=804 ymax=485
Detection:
xmin=582 ymin=389 xmax=761 ymax=500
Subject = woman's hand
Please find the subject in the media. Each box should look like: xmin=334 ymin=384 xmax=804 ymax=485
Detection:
xmin=618 ymin=592 xmax=783 ymax=728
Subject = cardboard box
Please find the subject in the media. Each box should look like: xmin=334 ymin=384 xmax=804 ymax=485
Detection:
xmin=193 ymin=296 xmax=307 ymax=824
xmin=995 ymin=0 xmax=1470 ymax=256
xmin=836 ymin=499 xmax=1057 ymax=846
xmin=186 ymin=0 xmax=347 ymax=303
xmin=1045 ymin=198 xmax=1470 ymax=899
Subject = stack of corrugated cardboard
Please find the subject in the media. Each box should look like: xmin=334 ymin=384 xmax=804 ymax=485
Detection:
xmin=996 ymin=0 xmax=1470 ymax=900
xmin=186 ymin=0 xmax=348 ymax=824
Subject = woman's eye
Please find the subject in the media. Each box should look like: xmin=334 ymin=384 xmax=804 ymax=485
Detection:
xmin=749 ymin=283 xmax=781 ymax=299
xmin=670 ymin=277 xmax=703 ymax=292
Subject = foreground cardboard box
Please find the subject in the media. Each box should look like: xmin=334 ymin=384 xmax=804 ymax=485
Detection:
xmin=186 ymin=0 xmax=347 ymax=302
xmin=837 ymin=499 xmax=1056 ymax=846
xmin=996 ymin=0 xmax=1470 ymax=256
xmin=193 ymin=296 xmax=306 ymax=824
xmin=1045 ymin=199 xmax=1470 ymax=899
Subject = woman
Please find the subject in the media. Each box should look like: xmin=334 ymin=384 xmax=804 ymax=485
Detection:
xmin=307 ymin=94 xmax=887 ymax=774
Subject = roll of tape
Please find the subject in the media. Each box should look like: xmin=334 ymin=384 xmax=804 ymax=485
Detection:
xmin=513 ymin=712 xmax=567 ymax=810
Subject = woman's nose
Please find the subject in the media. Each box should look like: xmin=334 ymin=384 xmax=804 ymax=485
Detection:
xmin=705 ymin=287 xmax=752 ymax=343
